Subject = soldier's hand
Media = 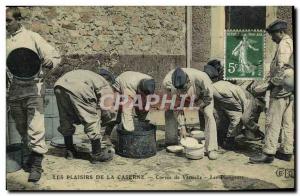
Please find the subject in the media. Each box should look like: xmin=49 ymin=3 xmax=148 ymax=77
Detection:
xmin=179 ymin=126 xmax=187 ymax=139
xmin=41 ymin=59 xmax=53 ymax=69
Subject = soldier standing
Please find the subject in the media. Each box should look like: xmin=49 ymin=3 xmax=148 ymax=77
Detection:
xmin=6 ymin=7 xmax=61 ymax=182
xmin=250 ymin=20 xmax=294 ymax=163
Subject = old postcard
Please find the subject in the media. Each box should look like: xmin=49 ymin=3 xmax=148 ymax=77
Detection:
xmin=6 ymin=6 xmax=295 ymax=191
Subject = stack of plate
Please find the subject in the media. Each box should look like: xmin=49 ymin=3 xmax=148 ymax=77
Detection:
xmin=180 ymin=137 xmax=204 ymax=160
xmin=166 ymin=137 xmax=204 ymax=160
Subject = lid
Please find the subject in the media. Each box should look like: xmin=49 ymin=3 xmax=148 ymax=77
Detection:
xmin=7 ymin=47 xmax=41 ymax=80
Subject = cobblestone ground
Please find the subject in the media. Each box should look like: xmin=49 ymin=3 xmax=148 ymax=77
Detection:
xmin=6 ymin=111 xmax=295 ymax=190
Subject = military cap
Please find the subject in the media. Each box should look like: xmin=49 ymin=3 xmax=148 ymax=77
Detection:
xmin=207 ymin=59 xmax=221 ymax=69
xmin=172 ymin=67 xmax=188 ymax=89
xmin=204 ymin=64 xmax=219 ymax=80
xmin=266 ymin=19 xmax=288 ymax=33
xmin=99 ymin=68 xmax=116 ymax=84
xmin=139 ymin=78 xmax=155 ymax=95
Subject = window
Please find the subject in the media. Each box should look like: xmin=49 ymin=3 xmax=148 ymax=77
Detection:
xmin=225 ymin=6 xmax=266 ymax=29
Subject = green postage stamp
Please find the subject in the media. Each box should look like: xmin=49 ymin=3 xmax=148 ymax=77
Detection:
xmin=224 ymin=30 xmax=265 ymax=80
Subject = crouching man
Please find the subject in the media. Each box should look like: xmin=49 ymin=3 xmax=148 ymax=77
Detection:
xmin=54 ymin=69 xmax=117 ymax=163
xmin=211 ymin=81 xmax=264 ymax=150
xmin=163 ymin=67 xmax=219 ymax=160
xmin=104 ymin=71 xmax=155 ymax=137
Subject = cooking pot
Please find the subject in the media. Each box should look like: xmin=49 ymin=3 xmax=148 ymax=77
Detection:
xmin=7 ymin=47 xmax=41 ymax=80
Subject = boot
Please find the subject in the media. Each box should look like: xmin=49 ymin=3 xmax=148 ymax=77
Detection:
xmin=208 ymin=150 xmax=218 ymax=160
xmin=90 ymin=139 xmax=114 ymax=164
xmin=22 ymin=147 xmax=32 ymax=172
xmin=102 ymin=135 xmax=113 ymax=147
xmin=222 ymin=137 xmax=235 ymax=150
xmin=64 ymin=136 xmax=77 ymax=160
xmin=249 ymin=152 xmax=274 ymax=164
xmin=23 ymin=157 xmax=32 ymax=173
xmin=275 ymin=151 xmax=292 ymax=161
xmin=28 ymin=151 xmax=44 ymax=182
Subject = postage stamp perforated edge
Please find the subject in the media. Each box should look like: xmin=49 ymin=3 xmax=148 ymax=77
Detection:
xmin=223 ymin=29 xmax=266 ymax=81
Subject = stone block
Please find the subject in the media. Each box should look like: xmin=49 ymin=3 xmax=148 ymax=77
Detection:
xmin=61 ymin=22 xmax=76 ymax=30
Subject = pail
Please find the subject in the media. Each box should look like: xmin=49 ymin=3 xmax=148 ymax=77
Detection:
xmin=44 ymin=89 xmax=61 ymax=140
xmin=117 ymin=120 xmax=157 ymax=158
xmin=165 ymin=110 xmax=179 ymax=146
xmin=6 ymin=143 xmax=22 ymax=173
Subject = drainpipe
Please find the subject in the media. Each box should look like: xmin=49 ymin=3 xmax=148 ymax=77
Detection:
xmin=186 ymin=6 xmax=192 ymax=68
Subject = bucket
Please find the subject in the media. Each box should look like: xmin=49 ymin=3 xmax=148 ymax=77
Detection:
xmin=117 ymin=120 xmax=157 ymax=158
xmin=44 ymin=89 xmax=61 ymax=140
xmin=165 ymin=110 xmax=179 ymax=146
xmin=6 ymin=143 xmax=22 ymax=173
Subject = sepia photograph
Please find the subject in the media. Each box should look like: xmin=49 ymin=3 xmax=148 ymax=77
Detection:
xmin=5 ymin=4 xmax=295 ymax=191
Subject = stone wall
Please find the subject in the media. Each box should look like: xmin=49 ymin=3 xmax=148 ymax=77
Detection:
xmin=12 ymin=6 xmax=295 ymax=89
xmin=277 ymin=6 xmax=294 ymax=39
xmin=20 ymin=6 xmax=186 ymax=56
xmin=191 ymin=6 xmax=211 ymax=70
xmin=18 ymin=6 xmax=187 ymax=89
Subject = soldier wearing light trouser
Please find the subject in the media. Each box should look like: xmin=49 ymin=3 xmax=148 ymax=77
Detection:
xmin=211 ymin=81 xmax=264 ymax=150
xmin=103 ymin=71 xmax=156 ymax=139
xmin=163 ymin=68 xmax=218 ymax=160
xmin=6 ymin=7 xmax=61 ymax=182
xmin=250 ymin=20 xmax=294 ymax=164
xmin=54 ymin=70 xmax=117 ymax=163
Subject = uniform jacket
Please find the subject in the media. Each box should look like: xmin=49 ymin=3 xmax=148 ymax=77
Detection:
xmin=55 ymin=70 xmax=115 ymax=109
xmin=115 ymin=71 xmax=153 ymax=131
xmin=163 ymin=68 xmax=213 ymax=127
xmin=270 ymin=34 xmax=293 ymax=98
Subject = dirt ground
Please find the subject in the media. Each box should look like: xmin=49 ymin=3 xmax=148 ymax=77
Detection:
xmin=6 ymin=111 xmax=295 ymax=191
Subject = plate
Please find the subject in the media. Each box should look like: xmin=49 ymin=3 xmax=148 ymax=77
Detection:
xmin=191 ymin=131 xmax=205 ymax=140
xmin=166 ymin=145 xmax=184 ymax=153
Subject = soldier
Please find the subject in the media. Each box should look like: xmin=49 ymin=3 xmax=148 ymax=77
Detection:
xmin=54 ymin=70 xmax=117 ymax=163
xmin=163 ymin=67 xmax=218 ymax=160
xmin=250 ymin=20 xmax=294 ymax=163
xmin=211 ymin=80 xmax=264 ymax=149
xmin=6 ymin=7 xmax=61 ymax=182
xmin=113 ymin=71 xmax=155 ymax=132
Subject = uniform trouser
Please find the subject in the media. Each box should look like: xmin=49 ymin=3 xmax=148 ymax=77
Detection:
xmin=214 ymin=109 xmax=242 ymax=144
xmin=54 ymin=87 xmax=102 ymax=141
xmin=263 ymin=95 xmax=294 ymax=155
xmin=9 ymin=97 xmax=48 ymax=154
xmin=241 ymin=97 xmax=260 ymax=132
xmin=198 ymin=100 xmax=218 ymax=152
